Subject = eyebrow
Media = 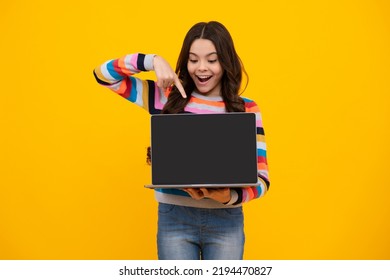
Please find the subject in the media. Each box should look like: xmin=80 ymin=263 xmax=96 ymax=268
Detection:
xmin=189 ymin=52 xmax=218 ymax=57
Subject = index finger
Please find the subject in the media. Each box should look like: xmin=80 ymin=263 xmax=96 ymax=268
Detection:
xmin=173 ymin=75 xmax=187 ymax=98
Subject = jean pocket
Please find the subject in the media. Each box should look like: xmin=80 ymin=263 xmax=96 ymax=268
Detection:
xmin=158 ymin=203 xmax=176 ymax=214
xmin=223 ymin=206 xmax=243 ymax=217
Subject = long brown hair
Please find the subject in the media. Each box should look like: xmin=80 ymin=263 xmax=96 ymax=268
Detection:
xmin=162 ymin=21 xmax=248 ymax=114
xmin=147 ymin=21 xmax=248 ymax=164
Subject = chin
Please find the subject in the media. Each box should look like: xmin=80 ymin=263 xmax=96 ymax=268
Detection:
xmin=197 ymin=89 xmax=212 ymax=95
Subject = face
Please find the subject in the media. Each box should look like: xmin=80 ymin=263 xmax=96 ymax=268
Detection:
xmin=187 ymin=39 xmax=224 ymax=97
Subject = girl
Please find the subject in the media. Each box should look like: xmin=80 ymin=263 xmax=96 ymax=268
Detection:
xmin=93 ymin=21 xmax=270 ymax=260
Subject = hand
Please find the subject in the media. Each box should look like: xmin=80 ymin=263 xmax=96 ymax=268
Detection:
xmin=153 ymin=55 xmax=187 ymax=98
xmin=183 ymin=188 xmax=231 ymax=204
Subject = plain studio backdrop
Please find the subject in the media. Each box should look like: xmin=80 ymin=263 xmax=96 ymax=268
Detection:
xmin=0 ymin=0 xmax=389 ymax=259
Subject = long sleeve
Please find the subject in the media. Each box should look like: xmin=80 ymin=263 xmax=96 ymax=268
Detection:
xmin=231 ymin=99 xmax=270 ymax=205
xmin=93 ymin=53 xmax=165 ymax=114
xmin=93 ymin=55 xmax=270 ymax=208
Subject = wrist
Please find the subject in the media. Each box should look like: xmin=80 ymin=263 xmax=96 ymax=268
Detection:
xmin=222 ymin=189 xmax=238 ymax=205
xmin=144 ymin=54 xmax=156 ymax=71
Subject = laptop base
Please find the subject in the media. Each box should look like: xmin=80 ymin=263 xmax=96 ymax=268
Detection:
xmin=144 ymin=183 xmax=261 ymax=189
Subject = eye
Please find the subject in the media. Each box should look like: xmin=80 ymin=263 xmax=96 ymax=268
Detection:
xmin=208 ymin=59 xmax=217 ymax=63
xmin=189 ymin=59 xmax=198 ymax=63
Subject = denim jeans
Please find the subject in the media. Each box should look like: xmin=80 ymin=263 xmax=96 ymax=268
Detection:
xmin=157 ymin=203 xmax=245 ymax=260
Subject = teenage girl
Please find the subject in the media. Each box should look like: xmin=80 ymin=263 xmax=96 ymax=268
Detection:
xmin=93 ymin=21 xmax=270 ymax=260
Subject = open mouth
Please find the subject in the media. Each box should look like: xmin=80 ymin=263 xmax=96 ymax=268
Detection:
xmin=197 ymin=75 xmax=212 ymax=83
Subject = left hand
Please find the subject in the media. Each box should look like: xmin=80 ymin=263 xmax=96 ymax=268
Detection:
xmin=183 ymin=188 xmax=231 ymax=204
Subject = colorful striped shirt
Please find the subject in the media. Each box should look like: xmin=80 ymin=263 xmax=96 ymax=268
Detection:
xmin=93 ymin=53 xmax=270 ymax=208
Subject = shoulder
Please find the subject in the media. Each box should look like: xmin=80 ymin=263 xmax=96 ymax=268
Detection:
xmin=241 ymin=96 xmax=260 ymax=112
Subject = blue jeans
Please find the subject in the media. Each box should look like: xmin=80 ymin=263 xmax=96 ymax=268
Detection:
xmin=157 ymin=203 xmax=245 ymax=260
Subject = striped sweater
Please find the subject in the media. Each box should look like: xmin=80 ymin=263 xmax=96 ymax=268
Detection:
xmin=93 ymin=53 xmax=270 ymax=208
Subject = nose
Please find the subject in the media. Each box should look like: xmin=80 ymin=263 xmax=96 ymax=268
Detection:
xmin=198 ymin=59 xmax=207 ymax=71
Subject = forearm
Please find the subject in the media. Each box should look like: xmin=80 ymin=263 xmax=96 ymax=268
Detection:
xmin=93 ymin=53 xmax=155 ymax=85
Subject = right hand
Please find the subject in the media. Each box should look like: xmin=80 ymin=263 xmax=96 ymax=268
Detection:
xmin=153 ymin=55 xmax=187 ymax=98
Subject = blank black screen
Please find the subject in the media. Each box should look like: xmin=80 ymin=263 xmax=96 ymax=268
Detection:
xmin=151 ymin=113 xmax=258 ymax=185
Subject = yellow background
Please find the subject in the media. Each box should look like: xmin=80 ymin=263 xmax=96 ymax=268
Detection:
xmin=1 ymin=0 xmax=389 ymax=259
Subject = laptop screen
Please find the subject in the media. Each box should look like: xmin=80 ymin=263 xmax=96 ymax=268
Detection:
xmin=151 ymin=113 xmax=258 ymax=185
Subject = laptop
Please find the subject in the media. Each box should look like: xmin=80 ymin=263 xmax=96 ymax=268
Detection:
xmin=145 ymin=112 xmax=260 ymax=189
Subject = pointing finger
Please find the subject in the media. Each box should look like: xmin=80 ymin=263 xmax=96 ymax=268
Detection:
xmin=173 ymin=75 xmax=187 ymax=98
